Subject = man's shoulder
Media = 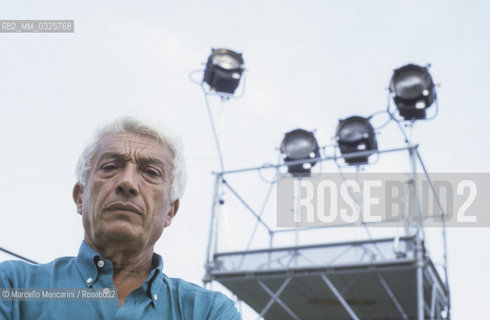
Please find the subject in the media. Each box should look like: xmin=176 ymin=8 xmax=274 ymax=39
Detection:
xmin=0 ymin=256 xmax=75 ymax=285
xmin=0 ymin=256 xmax=75 ymax=272
xmin=162 ymin=275 xmax=223 ymax=299
xmin=0 ymin=259 xmax=47 ymax=276
xmin=161 ymin=275 xmax=241 ymax=319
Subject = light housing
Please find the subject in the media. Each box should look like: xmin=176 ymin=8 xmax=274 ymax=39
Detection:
xmin=336 ymin=116 xmax=377 ymax=165
xmin=390 ymin=64 xmax=436 ymax=120
xmin=203 ymin=48 xmax=244 ymax=94
xmin=280 ymin=129 xmax=320 ymax=176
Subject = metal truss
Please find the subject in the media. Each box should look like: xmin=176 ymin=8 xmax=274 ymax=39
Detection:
xmin=204 ymin=145 xmax=451 ymax=320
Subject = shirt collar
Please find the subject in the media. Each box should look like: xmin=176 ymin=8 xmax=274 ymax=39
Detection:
xmin=147 ymin=253 xmax=164 ymax=307
xmin=75 ymin=240 xmax=165 ymax=307
xmin=75 ymin=240 xmax=102 ymax=288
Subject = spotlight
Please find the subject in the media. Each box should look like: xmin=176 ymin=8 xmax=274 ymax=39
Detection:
xmin=336 ymin=116 xmax=377 ymax=165
xmin=280 ymin=129 xmax=320 ymax=176
xmin=203 ymin=48 xmax=244 ymax=94
xmin=390 ymin=64 xmax=436 ymax=120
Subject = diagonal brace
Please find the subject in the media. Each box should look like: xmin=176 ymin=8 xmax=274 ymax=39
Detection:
xmin=321 ymin=274 xmax=360 ymax=320
xmin=222 ymin=180 xmax=272 ymax=233
xmin=257 ymin=277 xmax=299 ymax=320
xmin=377 ymin=274 xmax=409 ymax=320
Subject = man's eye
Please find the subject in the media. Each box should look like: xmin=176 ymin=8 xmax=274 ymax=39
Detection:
xmin=102 ymin=165 xmax=118 ymax=171
xmin=144 ymin=169 xmax=160 ymax=177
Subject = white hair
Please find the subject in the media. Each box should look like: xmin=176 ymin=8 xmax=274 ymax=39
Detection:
xmin=75 ymin=116 xmax=186 ymax=201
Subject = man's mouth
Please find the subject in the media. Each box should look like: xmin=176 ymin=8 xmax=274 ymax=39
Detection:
xmin=105 ymin=203 xmax=143 ymax=216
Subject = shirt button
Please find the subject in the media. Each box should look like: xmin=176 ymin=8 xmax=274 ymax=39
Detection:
xmin=153 ymin=294 xmax=158 ymax=301
xmin=97 ymin=260 xmax=104 ymax=268
xmin=86 ymin=277 xmax=93 ymax=284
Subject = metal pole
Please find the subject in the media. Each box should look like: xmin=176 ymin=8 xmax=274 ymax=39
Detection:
xmin=203 ymin=87 xmax=225 ymax=172
xmin=410 ymin=145 xmax=416 ymax=230
xmin=430 ymin=283 xmax=437 ymax=319
xmin=0 ymin=247 xmax=38 ymax=264
xmin=415 ymin=149 xmax=450 ymax=297
xmin=404 ymin=174 xmax=411 ymax=237
xmin=406 ymin=137 xmax=425 ymax=320
xmin=410 ymin=146 xmax=425 ymax=240
xmin=403 ymin=125 xmax=425 ymax=320
xmin=415 ymin=237 xmax=425 ymax=320
xmin=268 ymin=232 xmax=274 ymax=269
xmin=205 ymin=175 xmax=222 ymax=274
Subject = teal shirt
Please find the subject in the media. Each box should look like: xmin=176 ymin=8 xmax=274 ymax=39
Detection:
xmin=0 ymin=241 xmax=241 ymax=320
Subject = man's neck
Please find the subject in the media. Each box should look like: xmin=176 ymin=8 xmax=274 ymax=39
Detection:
xmin=85 ymin=238 xmax=155 ymax=307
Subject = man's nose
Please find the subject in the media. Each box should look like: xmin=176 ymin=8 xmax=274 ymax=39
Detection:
xmin=115 ymin=165 xmax=139 ymax=197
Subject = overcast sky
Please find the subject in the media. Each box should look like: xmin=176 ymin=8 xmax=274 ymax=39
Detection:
xmin=1 ymin=0 xmax=489 ymax=318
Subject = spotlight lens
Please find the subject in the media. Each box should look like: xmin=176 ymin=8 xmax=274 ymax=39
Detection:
xmin=212 ymin=53 xmax=241 ymax=70
xmin=280 ymin=128 xmax=320 ymax=175
xmin=280 ymin=129 xmax=319 ymax=175
xmin=336 ymin=116 xmax=378 ymax=165
xmin=286 ymin=137 xmax=315 ymax=159
xmin=203 ymin=48 xmax=244 ymax=94
xmin=394 ymin=69 xmax=429 ymax=100
xmin=390 ymin=64 xmax=436 ymax=120
xmin=339 ymin=120 xmax=370 ymax=143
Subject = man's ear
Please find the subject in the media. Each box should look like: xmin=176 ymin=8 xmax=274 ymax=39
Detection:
xmin=164 ymin=199 xmax=180 ymax=227
xmin=73 ymin=183 xmax=83 ymax=215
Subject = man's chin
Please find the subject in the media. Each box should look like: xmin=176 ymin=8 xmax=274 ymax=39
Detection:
xmin=96 ymin=222 xmax=143 ymax=243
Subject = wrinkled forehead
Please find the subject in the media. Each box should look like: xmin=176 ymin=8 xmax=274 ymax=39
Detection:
xmin=92 ymin=132 xmax=174 ymax=168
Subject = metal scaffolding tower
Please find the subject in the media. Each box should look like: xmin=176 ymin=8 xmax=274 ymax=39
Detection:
xmin=203 ymin=145 xmax=450 ymax=320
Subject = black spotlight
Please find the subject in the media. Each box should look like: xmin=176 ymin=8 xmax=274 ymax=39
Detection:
xmin=336 ymin=116 xmax=377 ymax=165
xmin=203 ymin=48 xmax=244 ymax=94
xmin=280 ymin=129 xmax=320 ymax=176
xmin=390 ymin=64 xmax=436 ymax=120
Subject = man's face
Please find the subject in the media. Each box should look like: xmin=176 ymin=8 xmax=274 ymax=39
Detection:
xmin=73 ymin=132 xmax=179 ymax=250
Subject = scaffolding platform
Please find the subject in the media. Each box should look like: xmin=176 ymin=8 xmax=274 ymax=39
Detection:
xmin=205 ymin=236 xmax=449 ymax=320
xmin=204 ymin=145 xmax=451 ymax=319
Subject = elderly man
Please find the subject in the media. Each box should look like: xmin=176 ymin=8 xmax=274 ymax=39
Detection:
xmin=0 ymin=117 xmax=241 ymax=319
